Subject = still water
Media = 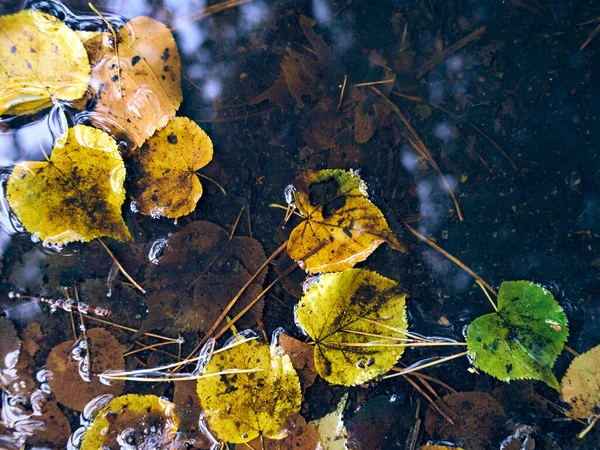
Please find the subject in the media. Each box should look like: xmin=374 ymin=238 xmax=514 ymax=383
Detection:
xmin=1 ymin=0 xmax=599 ymax=448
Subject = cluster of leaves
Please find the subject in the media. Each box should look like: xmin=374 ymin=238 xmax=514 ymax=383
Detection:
xmin=2 ymin=8 xmax=214 ymax=245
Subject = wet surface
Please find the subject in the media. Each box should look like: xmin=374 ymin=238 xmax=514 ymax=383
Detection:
xmin=1 ymin=0 xmax=600 ymax=448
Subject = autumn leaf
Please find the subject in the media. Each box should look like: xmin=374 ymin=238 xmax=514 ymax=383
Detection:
xmin=561 ymin=345 xmax=600 ymax=419
xmin=196 ymin=337 xmax=302 ymax=443
xmin=80 ymin=394 xmax=180 ymax=450
xmin=287 ymin=169 xmax=404 ymax=273
xmin=0 ymin=9 xmax=90 ymax=115
xmin=466 ymin=281 xmax=569 ymax=390
xmin=128 ymin=117 xmax=213 ymax=218
xmin=295 ymin=268 xmax=408 ymax=385
xmin=82 ymin=16 xmax=182 ymax=148
xmin=46 ymin=328 xmax=125 ymax=411
xmin=139 ymin=221 xmax=267 ymax=334
xmin=6 ymin=125 xmax=131 ymax=244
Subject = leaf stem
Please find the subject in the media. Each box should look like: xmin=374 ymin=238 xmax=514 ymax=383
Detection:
xmin=197 ymin=172 xmax=227 ymax=195
xmin=476 ymin=280 xmax=498 ymax=312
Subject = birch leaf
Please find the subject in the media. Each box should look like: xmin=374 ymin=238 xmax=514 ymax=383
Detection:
xmin=295 ymin=268 xmax=408 ymax=386
xmin=196 ymin=337 xmax=302 ymax=443
xmin=466 ymin=281 xmax=569 ymax=390
xmin=287 ymin=169 xmax=404 ymax=274
xmin=561 ymin=345 xmax=600 ymax=419
xmin=128 ymin=117 xmax=213 ymax=218
xmin=83 ymin=16 xmax=182 ymax=148
xmin=6 ymin=125 xmax=131 ymax=244
xmin=0 ymin=9 xmax=90 ymax=115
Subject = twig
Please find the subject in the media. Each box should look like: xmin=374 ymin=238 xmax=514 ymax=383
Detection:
xmin=564 ymin=345 xmax=580 ymax=357
xmin=476 ymin=280 xmax=498 ymax=311
xmin=330 ymin=341 xmax=467 ymax=347
xmin=98 ymin=239 xmax=146 ymax=294
xmin=578 ymin=415 xmax=600 ymax=439
xmin=101 ymin=367 xmax=262 ymax=382
xmin=85 ymin=315 xmax=178 ymax=342
xmin=383 ymin=351 xmax=469 ymax=379
xmin=178 ymin=241 xmax=289 ymax=370
xmin=230 ymin=205 xmax=246 ymax=239
xmin=374 ymin=87 xmax=464 ymax=221
xmin=416 ymin=27 xmax=486 ymax=79
xmin=354 ymin=79 xmax=396 ymax=87
xmin=173 ymin=0 xmax=252 ymax=31
xmin=403 ymin=375 xmax=454 ymax=425
xmin=337 ymin=75 xmax=348 ymax=109
xmin=581 ymin=23 xmax=600 ymax=50
xmin=403 ymin=222 xmax=497 ymax=296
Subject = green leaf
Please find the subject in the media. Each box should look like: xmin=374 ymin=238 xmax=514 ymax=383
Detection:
xmin=295 ymin=268 xmax=408 ymax=386
xmin=466 ymin=281 xmax=568 ymax=389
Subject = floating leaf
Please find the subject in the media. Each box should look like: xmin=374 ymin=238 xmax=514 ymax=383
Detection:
xmin=6 ymin=125 xmax=131 ymax=244
xmin=140 ymin=221 xmax=266 ymax=333
xmin=82 ymin=16 xmax=182 ymax=147
xmin=80 ymin=394 xmax=179 ymax=450
xmin=128 ymin=117 xmax=213 ymax=218
xmin=287 ymin=169 xmax=404 ymax=273
xmin=466 ymin=281 xmax=568 ymax=390
xmin=310 ymin=393 xmax=348 ymax=450
xmin=248 ymin=414 xmax=322 ymax=450
xmin=424 ymin=392 xmax=507 ymax=450
xmin=46 ymin=328 xmax=124 ymax=411
xmin=561 ymin=345 xmax=600 ymax=419
xmin=0 ymin=9 xmax=90 ymax=115
xmin=295 ymin=268 xmax=408 ymax=385
xmin=196 ymin=337 xmax=302 ymax=443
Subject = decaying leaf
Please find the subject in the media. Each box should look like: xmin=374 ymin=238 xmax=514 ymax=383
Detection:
xmin=287 ymin=169 xmax=404 ymax=273
xmin=173 ymin=380 xmax=212 ymax=448
xmin=248 ymin=414 xmax=322 ymax=450
xmin=295 ymin=269 xmax=408 ymax=386
xmin=278 ymin=332 xmax=318 ymax=390
xmin=310 ymin=393 xmax=348 ymax=450
xmin=420 ymin=446 xmax=466 ymax=450
xmin=0 ymin=9 xmax=90 ymax=115
xmin=424 ymin=392 xmax=507 ymax=450
xmin=140 ymin=221 xmax=266 ymax=333
xmin=346 ymin=395 xmax=415 ymax=450
xmin=0 ymin=317 xmax=35 ymax=396
xmin=196 ymin=337 xmax=302 ymax=443
xmin=466 ymin=281 xmax=569 ymax=390
xmin=6 ymin=125 xmax=131 ymax=244
xmin=83 ymin=16 xmax=182 ymax=147
xmin=46 ymin=328 xmax=125 ymax=411
xmin=80 ymin=394 xmax=180 ymax=450
xmin=128 ymin=117 xmax=213 ymax=218
xmin=561 ymin=345 xmax=600 ymax=419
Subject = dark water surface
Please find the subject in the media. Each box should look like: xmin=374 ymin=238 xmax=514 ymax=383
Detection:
xmin=1 ymin=0 xmax=600 ymax=448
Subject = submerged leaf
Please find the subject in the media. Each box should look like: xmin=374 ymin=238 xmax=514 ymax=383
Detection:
xmin=0 ymin=9 xmax=90 ymax=115
xmin=310 ymin=393 xmax=348 ymax=450
xmin=80 ymin=394 xmax=179 ymax=450
xmin=83 ymin=16 xmax=182 ymax=147
xmin=6 ymin=125 xmax=131 ymax=244
xmin=196 ymin=337 xmax=302 ymax=443
xmin=561 ymin=345 xmax=600 ymax=419
xmin=128 ymin=117 xmax=213 ymax=218
xmin=287 ymin=169 xmax=403 ymax=273
xmin=141 ymin=221 xmax=266 ymax=333
xmin=466 ymin=281 xmax=569 ymax=390
xmin=295 ymin=268 xmax=408 ymax=385
xmin=46 ymin=328 xmax=124 ymax=411
xmin=424 ymin=392 xmax=507 ymax=450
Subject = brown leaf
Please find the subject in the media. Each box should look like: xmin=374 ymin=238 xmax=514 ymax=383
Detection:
xmin=140 ymin=221 xmax=267 ymax=333
xmin=279 ymin=333 xmax=318 ymax=390
xmin=424 ymin=392 xmax=507 ymax=450
xmin=248 ymin=414 xmax=322 ymax=450
xmin=173 ymin=380 xmax=213 ymax=448
xmin=46 ymin=328 xmax=125 ymax=411
xmin=83 ymin=17 xmax=182 ymax=148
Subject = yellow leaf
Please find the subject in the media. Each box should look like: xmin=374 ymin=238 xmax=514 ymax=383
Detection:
xmin=80 ymin=394 xmax=179 ymax=450
xmin=287 ymin=169 xmax=404 ymax=273
xmin=83 ymin=16 xmax=182 ymax=147
xmin=561 ymin=345 xmax=600 ymax=419
xmin=128 ymin=117 xmax=213 ymax=218
xmin=6 ymin=125 xmax=131 ymax=244
xmin=295 ymin=268 xmax=408 ymax=386
xmin=0 ymin=9 xmax=90 ymax=115
xmin=196 ymin=337 xmax=302 ymax=443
